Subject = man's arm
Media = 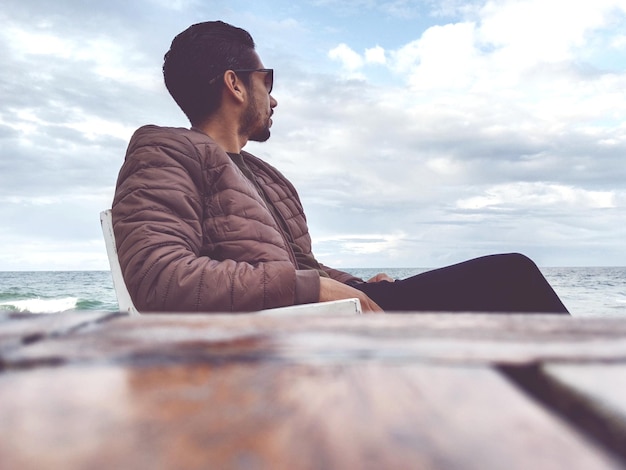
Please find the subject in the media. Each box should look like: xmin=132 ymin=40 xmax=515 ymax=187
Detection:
xmin=319 ymin=277 xmax=383 ymax=313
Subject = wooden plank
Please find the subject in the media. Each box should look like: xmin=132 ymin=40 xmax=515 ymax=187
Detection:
xmin=3 ymin=313 xmax=626 ymax=368
xmin=0 ymin=311 xmax=119 ymax=355
xmin=539 ymin=364 xmax=626 ymax=460
xmin=544 ymin=364 xmax=626 ymax=420
xmin=0 ymin=362 xmax=620 ymax=469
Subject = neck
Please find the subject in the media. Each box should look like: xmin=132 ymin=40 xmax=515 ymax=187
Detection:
xmin=196 ymin=113 xmax=248 ymax=153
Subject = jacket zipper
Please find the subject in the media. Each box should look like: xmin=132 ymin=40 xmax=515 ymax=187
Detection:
xmin=233 ymin=156 xmax=300 ymax=268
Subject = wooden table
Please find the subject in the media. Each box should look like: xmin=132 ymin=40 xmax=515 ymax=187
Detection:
xmin=1 ymin=311 xmax=625 ymax=469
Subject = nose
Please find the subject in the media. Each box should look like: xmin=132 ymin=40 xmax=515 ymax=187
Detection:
xmin=270 ymin=94 xmax=278 ymax=108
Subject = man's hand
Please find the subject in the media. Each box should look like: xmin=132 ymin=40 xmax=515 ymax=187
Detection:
xmin=319 ymin=277 xmax=384 ymax=313
xmin=367 ymin=273 xmax=395 ymax=283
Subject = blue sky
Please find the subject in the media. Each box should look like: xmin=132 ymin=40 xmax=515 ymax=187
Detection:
xmin=1 ymin=0 xmax=626 ymax=270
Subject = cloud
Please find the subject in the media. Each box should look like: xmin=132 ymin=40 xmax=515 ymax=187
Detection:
xmin=365 ymin=46 xmax=387 ymax=64
xmin=278 ymin=2 xmax=626 ymax=266
xmin=2 ymin=0 xmax=626 ymax=269
xmin=477 ymin=0 xmax=619 ymax=63
xmin=328 ymin=43 xmax=364 ymax=71
xmin=316 ymin=232 xmax=408 ymax=255
xmin=333 ymin=0 xmax=626 ymax=91
xmin=456 ymin=182 xmax=617 ymax=210
xmin=327 ymin=44 xmax=388 ymax=74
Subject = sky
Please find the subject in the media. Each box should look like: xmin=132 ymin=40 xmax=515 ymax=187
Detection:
xmin=1 ymin=0 xmax=626 ymax=271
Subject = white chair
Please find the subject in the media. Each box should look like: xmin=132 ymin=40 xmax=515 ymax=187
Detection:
xmin=100 ymin=210 xmax=139 ymax=315
xmin=100 ymin=210 xmax=362 ymax=316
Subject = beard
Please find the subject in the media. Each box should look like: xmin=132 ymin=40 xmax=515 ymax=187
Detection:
xmin=241 ymin=97 xmax=271 ymax=143
xmin=250 ymin=125 xmax=271 ymax=143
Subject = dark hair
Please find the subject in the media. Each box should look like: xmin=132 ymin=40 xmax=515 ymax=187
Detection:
xmin=163 ymin=21 xmax=257 ymax=125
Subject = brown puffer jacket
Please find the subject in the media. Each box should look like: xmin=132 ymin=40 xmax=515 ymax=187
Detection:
xmin=112 ymin=125 xmax=361 ymax=313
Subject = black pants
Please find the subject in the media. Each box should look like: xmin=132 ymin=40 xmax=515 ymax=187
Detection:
xmin=353 ymin=253 xmax=569 ymax=314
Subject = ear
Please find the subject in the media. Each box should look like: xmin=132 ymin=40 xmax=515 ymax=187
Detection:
xmin=223 ymin=70 xmax=246 ymax=103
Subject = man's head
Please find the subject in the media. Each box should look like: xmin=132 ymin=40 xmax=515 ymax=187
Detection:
xmin=163 ymin=21 xmax=260 ymax=126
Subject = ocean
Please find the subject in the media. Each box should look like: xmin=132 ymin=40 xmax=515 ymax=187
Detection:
xmin=0 ymin=267 xmax=625 ymax=317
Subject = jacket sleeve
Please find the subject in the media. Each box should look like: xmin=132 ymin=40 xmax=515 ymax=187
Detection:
xmin=319 ymin=264 xmax=364 ymax=285
xmin=111 ymin=127 xmax=303 ymax=313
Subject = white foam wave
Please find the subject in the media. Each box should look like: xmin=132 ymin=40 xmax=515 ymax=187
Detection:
xmin=0 ymin=297 xmax=78 ymax=314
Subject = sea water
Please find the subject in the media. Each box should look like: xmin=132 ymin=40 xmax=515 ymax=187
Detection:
xmin=0 ymin=271 xmax=118 ymax=314
xmin=0 ymin=268 xmax=624 ymax=317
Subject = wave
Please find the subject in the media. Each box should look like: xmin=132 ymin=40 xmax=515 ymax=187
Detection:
xmin=0 ymin=297 xmax=79 ymax=314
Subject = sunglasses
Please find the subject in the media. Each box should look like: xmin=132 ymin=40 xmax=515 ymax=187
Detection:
xmin=209 ymin=68 xmax=274 ymax=94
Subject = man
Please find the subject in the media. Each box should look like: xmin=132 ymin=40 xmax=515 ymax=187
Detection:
xmin=112 ymin=21 xmax=568 ymax=314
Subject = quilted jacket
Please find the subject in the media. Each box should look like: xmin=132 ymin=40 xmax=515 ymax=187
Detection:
xmin=112 ymin=125 xmax=361 ymax=312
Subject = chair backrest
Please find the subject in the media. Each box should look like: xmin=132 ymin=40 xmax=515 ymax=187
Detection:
xmin=100 ymin=210 xmax=140 ymax=316
xmin=100 ymin=209 xmax=361 ymax=316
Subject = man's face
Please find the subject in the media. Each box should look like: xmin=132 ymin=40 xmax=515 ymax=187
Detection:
xmin=240 ymin=55 xmax=276 ymax=142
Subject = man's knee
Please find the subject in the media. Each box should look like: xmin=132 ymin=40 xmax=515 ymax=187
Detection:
xmin=498 ymin=252 xmax=542 ymax=278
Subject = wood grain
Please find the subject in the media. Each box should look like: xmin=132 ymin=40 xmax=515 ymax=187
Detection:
xmin=1 ymin=312 xmax=625 ymax=469
xmin=0 ymin=362 xmax=620 ymax=469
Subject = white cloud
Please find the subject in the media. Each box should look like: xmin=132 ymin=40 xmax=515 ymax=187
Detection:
xmin=456 ymin=183 xmax=617 ymax=210
xmin=611 ymin=34 xmax=626 ymax=49
xmin=328 ymin=43 xmax=364 ymax=70
xmin=328 ymin=44 xmax=387 ymax=74
xmin=477 ymin=0 xmax=621 ymax=65
xmin=6 ymin=28 xmax=71 ymax=57
xmin=0 ymin=238 xmax=107 ymax=271
xmin=4 ymin=25 xmax=158 ymax=90
xmin=393 ymin=22 xmax=478 ymax=90
xmin=365 ymin=45 xmax=387 ymax=64
xmin=372 ymin=0 xmax=626 ymax=95
xmin=316 ymin=232 xmax=408 ymax=255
